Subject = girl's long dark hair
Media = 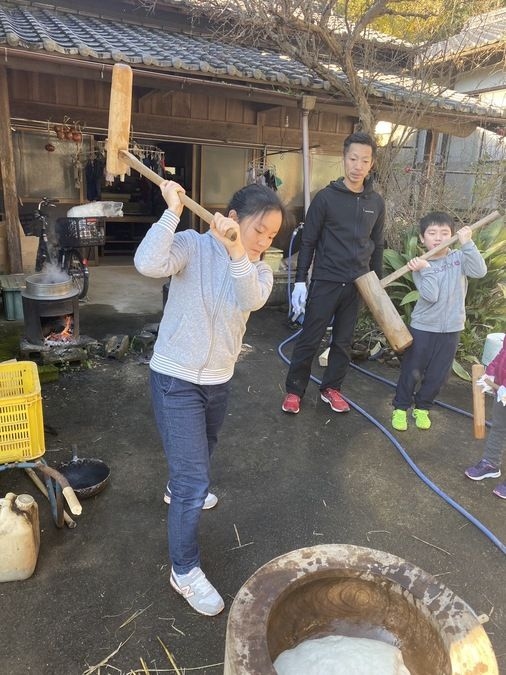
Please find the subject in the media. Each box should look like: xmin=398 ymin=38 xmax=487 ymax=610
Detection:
xmin=227 ymin=184 xmax=286 ymax=225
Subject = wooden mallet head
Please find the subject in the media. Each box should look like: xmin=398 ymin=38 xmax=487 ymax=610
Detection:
xmin=106 ymin=63 xmax=132 ymax=181
xmin=106 ymin=64 xmax=237 ymax=240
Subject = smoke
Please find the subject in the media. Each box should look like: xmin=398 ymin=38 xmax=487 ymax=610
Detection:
xmin=39 ymin=262 xmax=71 ymax=283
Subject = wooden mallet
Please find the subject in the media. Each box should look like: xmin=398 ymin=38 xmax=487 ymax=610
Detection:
xmin=106 ymin=63 xmax=236 ymax=241
xmin=354 ymin=210 xmax=501 ymax=353
xmin=472 ymin=363 xmax=487 ymax=439
xmin=472 ymin=363 xmax=500 ymax=439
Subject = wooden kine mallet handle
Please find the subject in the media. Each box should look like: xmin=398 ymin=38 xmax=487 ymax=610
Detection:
xmin=472 ymin=363 xmax=486 ymax=439
xmin=106 ymin=63 xmax=236 ymax=241
xmin=381 ymin=210 xmax=501 ymax=288
xmin=118 ymin=149 xmax=221 ymax=227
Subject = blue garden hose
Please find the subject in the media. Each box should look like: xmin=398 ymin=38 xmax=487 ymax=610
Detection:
xmin=281 ymin=232 xmax=505 ymax=554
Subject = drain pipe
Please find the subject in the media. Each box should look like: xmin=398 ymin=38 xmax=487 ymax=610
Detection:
xmin=300 ymin=96 xmax=316 ymax=216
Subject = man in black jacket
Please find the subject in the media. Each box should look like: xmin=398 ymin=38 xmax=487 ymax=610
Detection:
xmin=282 ymin=131 xmax=385 ymax=414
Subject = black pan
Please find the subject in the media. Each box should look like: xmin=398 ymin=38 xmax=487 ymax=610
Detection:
xmin=57 ymin=445 xmax=110 ymax=499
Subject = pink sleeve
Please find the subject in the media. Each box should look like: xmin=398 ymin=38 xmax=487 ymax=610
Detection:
xmin=485 ymin=346 xmax=503 ymax=377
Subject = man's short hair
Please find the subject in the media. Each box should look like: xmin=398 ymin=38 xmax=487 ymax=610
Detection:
xmin=343 ymin=132 xmax=377 ymax=159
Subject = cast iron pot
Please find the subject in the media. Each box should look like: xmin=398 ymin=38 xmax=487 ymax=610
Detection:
xmin=57 ymin=445 xmax=110 ymax=499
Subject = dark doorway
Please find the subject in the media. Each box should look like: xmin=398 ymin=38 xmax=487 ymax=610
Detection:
xmin=156 ymin=142 xmax=193 ymax=232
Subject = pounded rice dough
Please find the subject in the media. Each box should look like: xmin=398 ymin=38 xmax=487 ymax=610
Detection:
xmin=273 ymin=635 xmax=411 ymax=675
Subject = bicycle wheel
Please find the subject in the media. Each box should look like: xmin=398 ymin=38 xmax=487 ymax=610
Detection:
xmin=64 ymin=249 xmax=89 ymax=299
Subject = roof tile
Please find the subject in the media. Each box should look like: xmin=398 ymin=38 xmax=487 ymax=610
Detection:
xmin=0 ymin=2 xmax=503 ymax=120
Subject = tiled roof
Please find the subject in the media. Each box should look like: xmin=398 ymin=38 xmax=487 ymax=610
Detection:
xmin=425 ymin=7 xmax=506 ymax=59
xmin=0 ymin=3 xmax=328 ymax=87
xmin=0 ymin=2 xmax=504 ymax=120
xmin=354 ymin=70 xmax=503 ymax=116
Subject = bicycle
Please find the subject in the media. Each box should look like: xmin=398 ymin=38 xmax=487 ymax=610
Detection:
xmin=29 ymin=197 xmax=94 ymax=299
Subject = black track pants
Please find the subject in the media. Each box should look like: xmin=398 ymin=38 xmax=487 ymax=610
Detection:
xmin=392 ymin=327 xmax=460 ymax=410
xmin=285 ymin=279 xmax=360 ymax=397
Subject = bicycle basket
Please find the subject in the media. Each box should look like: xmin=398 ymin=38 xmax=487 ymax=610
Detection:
xmin=56 ymin=217 xmax=106 ymax=247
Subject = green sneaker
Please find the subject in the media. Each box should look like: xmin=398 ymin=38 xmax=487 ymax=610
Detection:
xmin=392 ymin=409 xmax=407 ymax=431
xmin=413 ymin=408 xmax=431 ymax=430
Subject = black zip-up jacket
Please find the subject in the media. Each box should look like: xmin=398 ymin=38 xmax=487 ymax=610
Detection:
xmin=295 ymin=176 xmax=385 ymax=283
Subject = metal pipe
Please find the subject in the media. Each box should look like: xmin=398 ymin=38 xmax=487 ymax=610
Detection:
xmin=11 ymin=117 xmax=303 ymax=151
xmin=301 ymin=109 xmax=311 ymax=216
xmin=300 ymin=96 xmax=316 ymax=216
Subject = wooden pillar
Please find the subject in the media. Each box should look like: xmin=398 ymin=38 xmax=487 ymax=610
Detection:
xmin=0 ymin=66 xmax=22 ymax=272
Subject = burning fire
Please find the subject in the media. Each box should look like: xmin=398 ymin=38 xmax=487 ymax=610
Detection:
xmin=45 ymin=315 xmax=74 ymax=344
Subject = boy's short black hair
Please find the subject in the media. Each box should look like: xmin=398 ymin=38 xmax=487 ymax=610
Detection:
xmin=343 ymin=131 xmax=377 ymax=159
xmin=419 ymin=211 xmax=455 ymax=236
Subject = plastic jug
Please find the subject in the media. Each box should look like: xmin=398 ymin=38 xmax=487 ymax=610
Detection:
xmin=0 ymin=493 xmax=40 ymax=582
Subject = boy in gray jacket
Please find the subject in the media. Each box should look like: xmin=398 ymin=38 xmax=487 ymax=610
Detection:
xmin=392 ymin=211 xmax=487 ymax=431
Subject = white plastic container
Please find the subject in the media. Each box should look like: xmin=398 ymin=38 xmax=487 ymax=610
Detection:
xmin=0 ymin=493 xmax=40 ymax=582
xmin=482 ymin=333 xmax=505 ymax=366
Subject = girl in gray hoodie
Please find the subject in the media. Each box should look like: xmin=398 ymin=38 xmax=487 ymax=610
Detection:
xmin=134 ymin=180 xmax=284 ymax=616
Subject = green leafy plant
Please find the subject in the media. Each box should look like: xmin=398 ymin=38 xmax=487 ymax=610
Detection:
xmin=380 ymin=216 xmax=506 ymax=380
xmin=382 ymin=232 xmax=421 ymax=326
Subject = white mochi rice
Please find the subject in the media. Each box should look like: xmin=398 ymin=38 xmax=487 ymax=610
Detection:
xmin=273 ymin=635 xmax=411 ymax=675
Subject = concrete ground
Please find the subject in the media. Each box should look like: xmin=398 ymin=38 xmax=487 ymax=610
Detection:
xmin=0 ymin=258 xmax=504 ymax=675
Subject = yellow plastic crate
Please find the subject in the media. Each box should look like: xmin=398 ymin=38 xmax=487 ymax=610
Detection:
xmin=0 ymin=361 xmax=45 ymax=463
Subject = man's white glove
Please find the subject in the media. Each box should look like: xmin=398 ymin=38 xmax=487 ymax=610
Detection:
xmin=291 ymin=282 xmax=307 ymax=316
xmin=497 ymin=385 xmax=506 ymax=406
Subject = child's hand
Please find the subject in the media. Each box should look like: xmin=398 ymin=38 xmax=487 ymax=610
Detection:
xmin=210 ymin=213 xmax=245 ymax=259
xmin=407 ymin=257 xmax=430 ymax=272
xmin=160 ymin=180 xmax=185 ymax=217
xmin=457 ymin=225 xmax=472 ymax=245
xmin=477 ymin=374 xmax=495 ymax=394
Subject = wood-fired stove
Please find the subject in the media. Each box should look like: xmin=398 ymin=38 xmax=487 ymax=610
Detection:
xmin=21 ymin=273 xmax=80 ymax=346
xmin=22 ymin=294 xmax=80 ymax=346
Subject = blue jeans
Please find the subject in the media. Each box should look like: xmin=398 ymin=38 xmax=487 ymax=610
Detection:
xmin=150 ymin=371 xmax=231 ymax=574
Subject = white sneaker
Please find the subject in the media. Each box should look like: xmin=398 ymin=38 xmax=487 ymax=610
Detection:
xmin=163 ymin=489 xmax=218 ymax=509
xmin=170 ymin=567 xmax=224 ymax=616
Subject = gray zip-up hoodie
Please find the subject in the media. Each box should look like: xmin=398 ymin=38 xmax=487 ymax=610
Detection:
xmin=134 ymin=210 xmax=273 ymax=384
xmin=410 ymin=241 xmax=487 ymax=333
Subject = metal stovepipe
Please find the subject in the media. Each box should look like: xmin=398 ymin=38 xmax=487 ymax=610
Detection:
xmin=300 ymin=96 xmax=316 ymax=216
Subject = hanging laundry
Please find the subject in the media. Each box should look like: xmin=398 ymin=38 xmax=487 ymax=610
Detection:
xmin=85 ymin=158 xmax=104 ymax=201
xmin=248 ymin=161 xmax=279 ymax=191
xmin=264 ymin=170 xmax=277 ymax=191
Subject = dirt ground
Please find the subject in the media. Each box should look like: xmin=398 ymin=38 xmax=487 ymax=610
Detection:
xmin=0 ymin=264 xmax=504 ymax=674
